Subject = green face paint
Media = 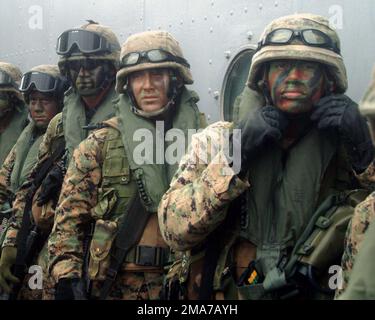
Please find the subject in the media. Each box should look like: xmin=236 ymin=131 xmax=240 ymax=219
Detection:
xmin=67 ymin=59 xmax=107 ymax=97
xmin=267 ymin=59 xmax=325 ymax=114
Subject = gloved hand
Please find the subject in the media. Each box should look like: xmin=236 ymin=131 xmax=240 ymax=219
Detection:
xmin=0 ymin=246 xmax=19 ymax=293
xmin=311 ymin=94 xmax=374 ymax=173
xmin=235 ymin=105 xmax=289 ymax=176
xmin=37 ymin=163 xmax=64 ymax=207
xmin=55 ymin=278 xmax=87 ymax=300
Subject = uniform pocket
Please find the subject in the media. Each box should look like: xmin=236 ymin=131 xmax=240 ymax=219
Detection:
xmin=88 ymin=219 xmax=118 ymax=281
xmin=92 ymin=188 xmax=118 ymax=220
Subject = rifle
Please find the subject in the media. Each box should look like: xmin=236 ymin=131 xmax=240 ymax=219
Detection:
xmin=9 ymin=139 xmax=66 ymax=300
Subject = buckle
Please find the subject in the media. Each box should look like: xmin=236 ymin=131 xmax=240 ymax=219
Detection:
xmin=135 ymin=245 xmax=168 ymax=267
xmin=106 ymin=268 xmax=118 ymax=280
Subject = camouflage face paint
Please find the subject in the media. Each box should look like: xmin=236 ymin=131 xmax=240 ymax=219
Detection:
xmin=68 ymin=59 xmax=107 ymax=97
xmin=267 ymin=59 xmax=325 ymax=114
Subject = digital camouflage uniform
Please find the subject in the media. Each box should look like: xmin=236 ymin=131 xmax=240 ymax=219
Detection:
xmin=158 ymin=14 xmax=371 ymax=300
xmin=338 ymin=213 xmax=375 ymax=299
xmin=0 ymin=62 xmax=28 ymax=169
xmin=48 ymin=30 xmax=206 ymax=300
xmin=337 ymin=67 xmax=375 ymax=298
xmin=1 ymin=22 xmax=121 ymax=300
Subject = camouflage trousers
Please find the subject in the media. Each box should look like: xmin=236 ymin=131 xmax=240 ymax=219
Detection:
xmin=91 ymin=271 xmax=164 ymax=300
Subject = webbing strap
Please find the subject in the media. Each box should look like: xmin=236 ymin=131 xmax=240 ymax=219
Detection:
xmin=11 ymin=138 xmax=66 ymax=299
xmin=99 ymin=193 xmax=151 ymax=300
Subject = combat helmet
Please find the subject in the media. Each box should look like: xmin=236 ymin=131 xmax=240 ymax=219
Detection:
xmin=56 ymin=20 xmax=121 ymax=74
xmin=116 ymin=30 xmax=193 ymax=94
xmin=19 ymin=64 xmax=69 ymax=106
xmin=247 ymin=13 xmax=347 ymax=94
xmin=0 ymin=61 xmax=23 ymax=101
xmin=359 ymin=67 xmax=375 ymax=118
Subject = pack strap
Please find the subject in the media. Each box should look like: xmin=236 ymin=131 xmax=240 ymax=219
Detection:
xmin=11 ymin=137 xmax=66 ymax=299
xmin=99 ymin=193 xmax=151 ymax=300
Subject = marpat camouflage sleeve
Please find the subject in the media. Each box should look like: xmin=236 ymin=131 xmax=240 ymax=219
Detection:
xmin=48 ymin=130 xmax=105 ymax=282
xmin=158 ymin=121 xmax=249 ymax=251
xmin=0 ymin=145 xmax=16 ymax=206
xmin=336 ymin=192 xmax=375 ymax=297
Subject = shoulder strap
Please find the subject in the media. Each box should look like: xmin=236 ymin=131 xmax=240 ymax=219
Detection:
xmin=198 ymin=193 xmax=245 ymax=299
xmin=99 ymin=193 xmax=151 ymax=299
xmin=11 ymin=138 xmax=66 ymax=299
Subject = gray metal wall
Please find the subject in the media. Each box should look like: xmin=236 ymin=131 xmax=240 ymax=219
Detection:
xmin=0 ymin=0 xmax=374 ymax=123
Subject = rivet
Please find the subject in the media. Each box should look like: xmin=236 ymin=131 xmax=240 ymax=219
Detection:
xmin=204 ymin=16 xmax=207 ymax=21
xmin=275 ymin=1 xmax=278 ymax=7
xmin=247 ymin=31 xmax=254 ymax=40
xmin=213 ymin=91 xmax=220 ymax=99
xmin=209 ymin=59 xmax=212 ymax=65
xmin=210 ymin=27 xmax=213 ymax=33
xmin=180 ymin=20 xmax=183 ymax=25
xmin=244 ymin=7 xmax=248 ymax=13
xmin=192 ymin=18 xmax=195 ymax=23
xmin=259 ymin=3 xmax=263 ymax=10
xmin=224 ymin=50 xmax=231 ymax=59
xmin=230 ymin=10 xmax=234 ymax=16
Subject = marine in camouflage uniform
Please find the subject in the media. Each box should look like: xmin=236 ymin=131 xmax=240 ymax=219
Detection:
xmin=0 ymin=65 xmax=68 ymax=299
xmin=48 ymin=30 xmax=206 ymax=300
xmin=336 ymin=67 xmax=375 ymax=298
xmin=0 ymin=21 xmax=121 ymax=299
xmin=158 ymin=14 xmax=374 ymax=300
xmin=0 ymin=62 xmax=28 ymax=170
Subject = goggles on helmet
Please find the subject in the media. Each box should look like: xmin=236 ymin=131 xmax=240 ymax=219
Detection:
xmin=0 ymin=70 xmax=17 ymax=88
xmin=257 ymin=28 xmax=340 ymax=54
xmin=120 ymin=49 xmax=190 ymax=68
xmin=56 ymin=29 xmax=120 ymax=55
xmin=19 ymin=71 xmax=65 ymax=93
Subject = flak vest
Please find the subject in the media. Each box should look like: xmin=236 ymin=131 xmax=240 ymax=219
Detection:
xmin=10 ymin=122 xmax=44 ymax=193
xmin=88 ymin=88 xmax=206 ymax=281
xmin=0 ymin=103 xmax=28 ymax=167
xmin=62 ymin=85 xmax=117 ymax=160
xmin=30 ymin=86 xmax=119 ymax=267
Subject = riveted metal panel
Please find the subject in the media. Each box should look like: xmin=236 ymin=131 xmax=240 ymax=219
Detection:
xmin=0 ymin=0 xmax=374 ymax=122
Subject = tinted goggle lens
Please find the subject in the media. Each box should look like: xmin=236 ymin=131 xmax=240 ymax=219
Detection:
xmin=20 ymin=72 xmax=58 ymax=93
xmin=0 ymin=71 xmax=15 ymax=87
xmin=57 ymin=30 xmax=104 ymax=54
xmin=67 ymin=59 xmax=99 ymax=72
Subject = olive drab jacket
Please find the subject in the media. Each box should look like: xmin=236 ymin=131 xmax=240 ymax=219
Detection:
xmin=48 ymin=88 xmax=206 ymax=299
xmin=0 ymin=103 xmax=28 ymax=167
xmin=0 ymin=122 xmax=45 ymax=207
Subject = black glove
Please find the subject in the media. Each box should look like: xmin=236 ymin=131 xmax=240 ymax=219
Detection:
xmin=235 ymin=105 xmax=289 ymax=176
xmin=55 ymin=278 xmax=87 ymax=300
xmin=37 ymin=163 xmax=64 ymax=206
xmin=311 ymin=94 xmax=374 ymax=173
